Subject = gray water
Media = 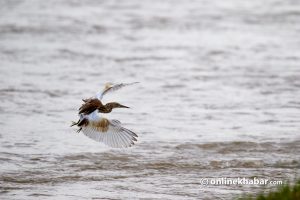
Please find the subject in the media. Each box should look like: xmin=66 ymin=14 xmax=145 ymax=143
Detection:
xmin=1 ymin=0 xmax=300 ymax=199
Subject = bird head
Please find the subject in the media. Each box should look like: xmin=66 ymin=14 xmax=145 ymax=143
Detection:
xmin=106 ymin=102 xmax=130 ymax=109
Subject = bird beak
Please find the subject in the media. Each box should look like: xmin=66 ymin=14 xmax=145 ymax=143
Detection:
xmin=119 ymin=104 xmax=130 ymax=108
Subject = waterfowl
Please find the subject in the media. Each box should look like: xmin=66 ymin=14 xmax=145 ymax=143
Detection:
xmin=79 ymin=98 xmax=129 ymax=115
xmin=71 ymin=82 xmax=138 ymax=148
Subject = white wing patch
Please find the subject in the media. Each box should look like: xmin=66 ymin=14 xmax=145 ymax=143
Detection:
xmin=81 ymin=119 xmax=138 ymax=148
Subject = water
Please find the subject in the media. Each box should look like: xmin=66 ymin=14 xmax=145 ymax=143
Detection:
xmin=1 ymin=0 xmax=300 ymax=199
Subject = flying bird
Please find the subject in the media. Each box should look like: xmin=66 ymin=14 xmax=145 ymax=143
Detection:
xmin=71 ymin=82 xmax=138 ymax=148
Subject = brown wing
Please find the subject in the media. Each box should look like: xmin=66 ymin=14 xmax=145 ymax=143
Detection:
xmin=79 ymin=98 xmax=103 ymax=115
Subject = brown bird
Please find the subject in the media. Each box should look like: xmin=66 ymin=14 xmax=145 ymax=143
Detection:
xmin=78 ymin=98 xmax=129 ymax=115
xmin=71 ymin=82 xmax=138 ymax=148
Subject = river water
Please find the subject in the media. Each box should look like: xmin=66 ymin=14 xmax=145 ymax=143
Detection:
xmin=0 ymin=0 xmax=300 ymax=199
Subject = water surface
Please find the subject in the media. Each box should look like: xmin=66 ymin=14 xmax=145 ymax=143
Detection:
xmin=0 ymin=0 xmax=300 ymax=199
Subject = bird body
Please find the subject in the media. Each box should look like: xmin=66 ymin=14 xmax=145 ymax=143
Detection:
xmin=78 ymin=98 xmax=129 ymax=115
xmin=71 ymin=82 xmax=138 ymax=148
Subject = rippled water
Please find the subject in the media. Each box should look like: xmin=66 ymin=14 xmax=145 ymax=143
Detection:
xmin=1 ymin=0 xmax=300 ymax=199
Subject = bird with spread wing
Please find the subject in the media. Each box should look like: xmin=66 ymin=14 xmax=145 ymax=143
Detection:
xmin=71 ymin=82 xmax=138 ymax=148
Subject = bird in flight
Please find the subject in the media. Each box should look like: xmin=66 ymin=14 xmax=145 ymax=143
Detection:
xmin=71 ymin=82 xmax=138 ymax=148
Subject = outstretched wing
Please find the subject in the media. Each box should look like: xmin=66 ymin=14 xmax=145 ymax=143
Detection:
xmin=81 ymin=118 xmax=138 ymax=148
xmin=97 ymin=82 xmax=139 ymax=100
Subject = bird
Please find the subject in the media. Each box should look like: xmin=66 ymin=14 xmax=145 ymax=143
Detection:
xmin=71 ymin=82 xmax=138 ymax=148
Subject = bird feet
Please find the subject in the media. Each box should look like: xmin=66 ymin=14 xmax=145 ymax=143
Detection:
xmin=71 ymin=121 xmax=83 ymax=133
xmin=76 ymin=127 xmax=82 ymax=133
xmin=70 ymin=121 xmax=78 ymax=127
